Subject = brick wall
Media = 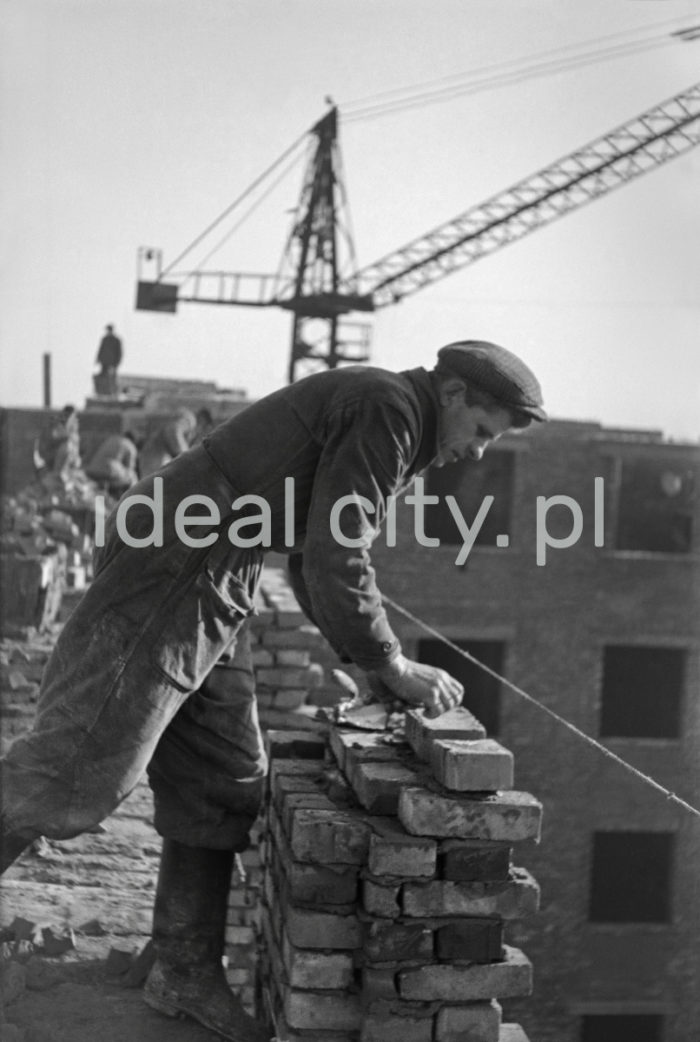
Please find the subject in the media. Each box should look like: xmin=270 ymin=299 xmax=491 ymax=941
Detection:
xmin=225 ymin=568 xmax=542 ymax=1039
xmin=221 ymin=566 xmax=336 ymax=1012
xmin=259 ymin=708 xmax=541 ymax=1041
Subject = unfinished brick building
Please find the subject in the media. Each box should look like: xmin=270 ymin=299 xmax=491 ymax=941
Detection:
xmin=369 ymin=418 xmax=700 ymax=1042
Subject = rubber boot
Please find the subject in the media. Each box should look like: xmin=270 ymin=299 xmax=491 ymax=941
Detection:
xmin=143 ymin=838 xmax=271 ymax=1042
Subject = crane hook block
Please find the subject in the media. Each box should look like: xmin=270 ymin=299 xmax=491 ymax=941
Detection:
xmin=136 ymin=280 xmax=179 ymax=313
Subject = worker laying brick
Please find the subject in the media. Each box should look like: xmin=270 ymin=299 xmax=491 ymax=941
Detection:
xmin=0 ymin=340 xmax=546 ymax=1042
xmin=85 ymin=430 xmax=140 ymax=496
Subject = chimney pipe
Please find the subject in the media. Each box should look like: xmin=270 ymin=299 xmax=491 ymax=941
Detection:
xmin=42 ymin=352 xmax=52 ymax=408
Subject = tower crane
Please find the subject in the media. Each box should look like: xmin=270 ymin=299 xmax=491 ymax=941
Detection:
xmin=136 ymin=82 xmax=700 ymax=383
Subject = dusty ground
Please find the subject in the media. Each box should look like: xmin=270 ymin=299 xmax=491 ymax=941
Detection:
xmin=0 ymin=780 xmax=229 ymax=1041
xmin=0 ymin=598 xmax=229 ymax=1042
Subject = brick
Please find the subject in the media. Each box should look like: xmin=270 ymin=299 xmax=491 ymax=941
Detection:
xmin=224 ymin=967 xmax=251 ymax=987
xmin=285 ymin=906 xmax=362 ymax=950
xmin=272 ymin=689 xmax=309 ymax=710
xmin=255 ymin=692 xmax=276 ymax=710
xmin=227 ymin=887 xmax=257 ymax=911
xmin=362 ymin=998 xmax=436 ymax=1019
xmin=273 ymin=826 xmax=359 ymax=905
xmin=361 ymin=1014 xmax=433 ymax=1042
xmin=281 ymin=931 xmax=354 ymax=989
xmin=257 ymin=666 xmax=321 ymax=689
xmin=435 ymin=919 xmax=504 ymax=962
xmin=247 ymin=608 xmax=275 ymax=634
xmin=399 ymin=946 xmax=532 ymax=1001
xmin=251 ymin=647 xmax=275 ymax=667
xmin=285 ymin=861 xmax=358 ymax=907
xmin=224 ymin=944 xmax=257 ymax=970
xmin=430 ymin=740 xmax=514 ymax=792
xmin=398 ymin=788 xmax=542 ymax=843
xmin=352 ymin=762 xmax=423 ymax=815
xmin=439 ymin=840 xmax=511 ymax=881
xmin=498 ymin=1027 xmax=530 ymax=1042
xmin=272 ymin=773 xmax=326 ymax=809
xmin=276 ymin=649 xmax=312 ymax=667
xmin=280 ymin=791 xmax=338 ymax=833
xmin=368 ymin=818 xmax=437 ymax=878
xmin=402 ymin=868 xmax=540 ymax=919
xmin=261 ymin=626 xmax=322 ymax=648
xmin=343 ymin=730 xmax=408 ymax=764
xmin=363 ymin=879 xmax=401 ymax=919
xmin=289 ymin=808 xmax=371 ymax=864
xmin=269 ymin=759 xmax=327 ymax=785
xmin=364 ymin=920 xmax=434 ymax=963
xmin=273 ymin=1010 xmax=358 ymax=1042
xmin=282 ymin=985 xmax=363 ymax=1031
xmin=330 ymin=729 xmax=403 ymax=773
xmin=435 ymin=1000 xmax=502 ymax=1042
xmin=361 ymin=966 xmax=399 ymax=1003
xmin=258 ymin=707 xmax=329 ymax=734
xmin=264 ymin=729 xmax=327 ymax=761
xmin=405 ymin=707 xmax=486 ymax=761
xmin=275 ymin=609 xmax=307 ymax=628
xmin=224 ymin=925 xmax=254 ymax=946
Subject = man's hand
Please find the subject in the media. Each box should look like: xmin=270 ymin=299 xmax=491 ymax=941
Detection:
xmin=369 ymin=654 xmax=464 ymax=718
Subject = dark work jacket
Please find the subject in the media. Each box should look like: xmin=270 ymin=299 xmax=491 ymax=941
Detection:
xmin=97 ymin=333 xmax=123 ymax=369
xmin=203 ymin=365 xmax=440 ymax=671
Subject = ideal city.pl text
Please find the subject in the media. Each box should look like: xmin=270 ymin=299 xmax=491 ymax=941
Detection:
xmin=94 ymin=476 xmax=606 ymax=567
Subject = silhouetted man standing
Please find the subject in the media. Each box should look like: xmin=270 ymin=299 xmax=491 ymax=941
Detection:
xmin=95 ymin=324 xmax=123 ymax=395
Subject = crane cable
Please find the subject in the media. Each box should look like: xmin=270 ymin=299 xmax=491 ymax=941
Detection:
xmin=175 ymin=145 xmax=307 ymax=285
xmin=341 ymin=14 xmax=700 ymax=110
xmin=160 ymin=130 xmax=309 ymax=279
xmin=381 ymin=594 xmax=700 ymax=823
xmin=157 ymin=20 xmax=699 ymax=276
xmin=341 ymin=20 xmax=700 ymax=123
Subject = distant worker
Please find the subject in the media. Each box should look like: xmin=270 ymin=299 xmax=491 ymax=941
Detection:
xmin=85 ymin=431 xmax=139 ymax=497
xmin=36 ymin=404 xmax=81 ymax=479
xmin=95 ymin=324 xmax=123 ymax=396
xmin=191 ymin=407 xmax=215 ymax=446
xmin=138 ymin=408 xmax=197 ymax=478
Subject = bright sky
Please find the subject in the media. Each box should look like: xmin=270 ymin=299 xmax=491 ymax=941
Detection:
xmin=2 ymin=0 xmax=699 ymax=439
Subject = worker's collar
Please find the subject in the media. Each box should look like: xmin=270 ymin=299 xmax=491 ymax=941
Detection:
xmin=400 ymin=367 xmax=441 ymax=473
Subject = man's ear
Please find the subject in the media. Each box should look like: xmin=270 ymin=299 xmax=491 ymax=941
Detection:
xmin=438 ymin=376 xmax=467 ymax=408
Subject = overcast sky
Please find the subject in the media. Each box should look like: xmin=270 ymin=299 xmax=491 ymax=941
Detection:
xmin=2 ymin=0 xmax=699 ymax=439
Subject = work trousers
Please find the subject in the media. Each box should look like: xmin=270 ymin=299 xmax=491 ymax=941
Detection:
xmin=0 ymin=449 xmax=268 ymax=852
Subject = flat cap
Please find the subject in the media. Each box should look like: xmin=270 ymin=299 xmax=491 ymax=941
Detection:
xmin=436 ymin=340 xmax=547 ymax=422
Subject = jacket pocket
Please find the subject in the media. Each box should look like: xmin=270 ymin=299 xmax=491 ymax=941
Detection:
xmin=148 ymin=544 xmax=262 ymax=693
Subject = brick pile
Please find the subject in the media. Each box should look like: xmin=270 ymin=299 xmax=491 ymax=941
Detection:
xmin=223 ymin=568 xmax=332 ymax=1012
xmin=259 ymin=707 xmax=542 ymax=1042
xmin=249 ymin=568 xmax=328 ymax=726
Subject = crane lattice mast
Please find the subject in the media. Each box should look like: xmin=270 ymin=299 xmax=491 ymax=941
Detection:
xmin=136 ymin=82 xmax=700 ymax=380
xmin=352 ymin=83 xmax=700 ymax=306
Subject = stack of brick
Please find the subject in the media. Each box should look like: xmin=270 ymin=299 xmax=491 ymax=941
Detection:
xmin=248 ymin=568 xmax=328 ymax=728
xmin=259 ymin=706 xmax=542 ymax=1042
xmin=223 ymin=568 xmax=332 ymax=1013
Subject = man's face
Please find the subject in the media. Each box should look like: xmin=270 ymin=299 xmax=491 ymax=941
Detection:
xmin=435 ymin=382 xmax=513 ymax=467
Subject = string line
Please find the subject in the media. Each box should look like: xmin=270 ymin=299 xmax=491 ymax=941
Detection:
xmin=382 ymin=595 xmax=700 ymax=822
